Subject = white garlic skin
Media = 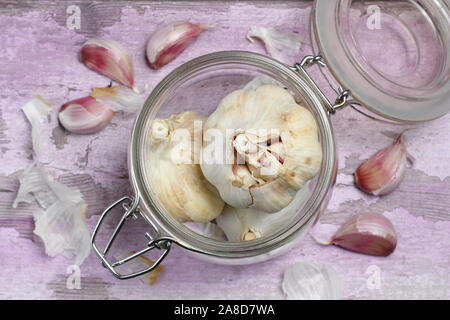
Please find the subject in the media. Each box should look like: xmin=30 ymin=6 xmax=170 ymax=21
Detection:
xmin=216 ymin=183 xmax=312 ymax=242
xmin=146 ymin=111 xmax=224 ymax=223
xmin=21 ymin=96 xmax=53 ymax=157
xmin=91 ymin=85 xmax=147 ymax=113
xmin=201 ymin=85 xmax=322 ymax=213
xmin=247 ymin=26 xmax=303 ymax=65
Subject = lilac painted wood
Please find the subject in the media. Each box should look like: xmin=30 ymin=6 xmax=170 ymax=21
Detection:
xmin=0 ymin=1 xmax=449 ymax=300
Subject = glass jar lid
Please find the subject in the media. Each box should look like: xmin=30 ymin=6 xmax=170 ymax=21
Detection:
xmin=312 ymin=0 xmax=450 ymax=122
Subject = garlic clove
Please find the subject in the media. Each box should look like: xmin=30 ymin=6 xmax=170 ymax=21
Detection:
xmin=282 ymin=262 xmax=342 ymax=300
xmin=329 ymin=213 xmax=397 ymax=257
xmin=355 ymin=133 xmax=412 ymax=196
xmin=80 ymin=38 xmax=137 ymax=90
xmin=91 ymin=85 xmax=147 ymax=113
xmin=58 ymin=96 xmax=114 ymax=134
xmin=216 ymin=206 xmax=265 ymax=242
xmin=146 ymin=22 xmax=206 ymax=69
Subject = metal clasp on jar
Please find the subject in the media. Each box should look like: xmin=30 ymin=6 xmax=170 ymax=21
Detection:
xmin=91 ymin=195 xmax=173 ymax=279
xmin=293 ymin=55 xmax=404 ymax=124
xmin=292 ymin=55 xmax=351 ymax=114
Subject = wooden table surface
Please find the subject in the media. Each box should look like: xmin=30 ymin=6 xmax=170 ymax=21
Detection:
xmin=1 ymin=1 xmax=449 ymax=300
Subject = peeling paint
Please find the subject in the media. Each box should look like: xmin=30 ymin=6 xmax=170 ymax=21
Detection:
xmin=0 ymin=109 xmax=11 ymax=149
xmin=1 ymin=1 xmax=449 ymax=300
xmin=325 ymin=166 xmax=450 ymax=224
xmin=50 ymin=125 xmax=68 ymax=150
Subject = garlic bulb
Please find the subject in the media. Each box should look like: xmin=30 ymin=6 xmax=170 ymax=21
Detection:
xmin=201 ymin=85 xmax=322 ymax=213
xmin=216 ymin=183 xmax=311 ymax=241
xmin=147 ymin=111 xmax=224 ymax=222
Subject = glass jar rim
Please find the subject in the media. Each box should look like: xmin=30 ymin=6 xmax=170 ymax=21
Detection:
xmin=312 ymin=0 xmax=450 ymax=122
xmin=129 ymin=51 xmax=337 ymax=259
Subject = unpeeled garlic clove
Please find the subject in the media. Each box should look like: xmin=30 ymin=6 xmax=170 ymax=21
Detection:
xmin=328 ymin=213 xmax=397 ymax=257
xmin=146 ymin=22 xmax=206 ymax=69
xmin=282 ymin=262 xmax=342 ymax=300
xmin=58 ymin=96 xmax=114 ymax=134
xmin=355 ymin=133 xmax=413 ymax=196
xmin=80 ymin=38 xmax=137 ymax=91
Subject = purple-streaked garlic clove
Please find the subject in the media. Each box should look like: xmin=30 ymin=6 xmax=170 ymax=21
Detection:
xmin=58 ymin=96 xmax=114 ymax=134
xmin=355 ymin=133 xmax=413 ymax=196
xmin=80 ymin=38 xmax=136 ymax=91
xmin=330 ymin=213 xmax=397 ymax=257
xmin=146 ymin=22 xmax=206 ymax=69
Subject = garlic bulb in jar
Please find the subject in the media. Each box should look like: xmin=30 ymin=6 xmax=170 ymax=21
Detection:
xmin=200 ymin=85 xmax=322 ymax=213
xmin=216 ymin=182 xmax=312 ymax=242
xmin=147 ymin=111 xmax=224 ymax=222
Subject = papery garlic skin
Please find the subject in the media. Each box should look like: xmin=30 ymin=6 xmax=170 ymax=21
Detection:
xmin=355 ymin=133 xmax=411 ymax=196
xmin=13 ymin=163 xmax=91 ymax=265
xmin=91 ymin=85 xmax=146 ymax=113
xmin=21 ymin=96 xmax=52 ymax=157
xmin=58 ymin=96 xmax=114 ymax=134
xmin=81 ymin=38 xmax=136 ymax=90
xmin=247 ymin=26 xmax=302 ymax=65
xmin=147 ymin=111 xmax=224 ymax=222
xmin=146 ymin=22 xmax=206 ymax=69
xmin=201 ymin=85 xmax=322 ymax=213
xmin=331 ymin=213 xmax=397 ymax=257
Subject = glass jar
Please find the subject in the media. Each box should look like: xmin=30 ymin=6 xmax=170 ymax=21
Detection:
xmin=92 ymin=0 xmax=450 ymax=279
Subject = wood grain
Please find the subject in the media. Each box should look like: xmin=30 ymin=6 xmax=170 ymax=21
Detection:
xmin=0 ymin=0 xmax=449 ymax=300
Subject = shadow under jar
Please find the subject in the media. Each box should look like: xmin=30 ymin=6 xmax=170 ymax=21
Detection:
xmin=92 ymin=0 xmax=450 ymax=279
